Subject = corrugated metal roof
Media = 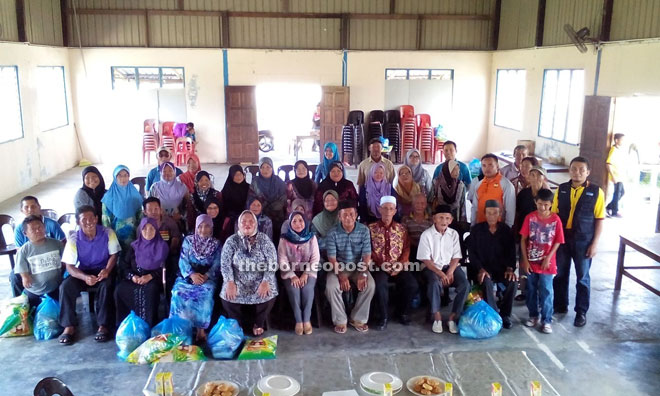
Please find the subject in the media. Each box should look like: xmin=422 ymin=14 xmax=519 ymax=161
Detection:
xmin=69 ymin=14 xmax=147 ymax=46
xmin=185 ymin=0 xmax=281 ymax=12
xmin=0 ymin=0 xmax=19 ymax=41
xmin=543 ymin=0 xmax=602 ymax=45
xmin=229 ymin=17 xmax=340 ymax=49
xmin=25 ymin=0 xmax=63 ymax=46
xmin=498 ymin=0 xmax=538 ymax=49
xmin=611 ymin=0 xmax=660 ymax=40
xmin=69 ymin=0 xmax=177 ymax=10
xmin=289 ymin=0 xmax=389 ymax=13
xmin=422 ymin=19 xmax=492 ymax=50
xmin=395 ymin=0 xmax=494 ymax=15
xmin=149 ymin=14 xmax=221 ymax=47
xmin=349 ymin=18 xmax=417 ymax=50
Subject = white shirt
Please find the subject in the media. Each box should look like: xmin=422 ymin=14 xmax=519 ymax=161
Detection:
xmin=416 ymin=225 xmax=462 ymax=270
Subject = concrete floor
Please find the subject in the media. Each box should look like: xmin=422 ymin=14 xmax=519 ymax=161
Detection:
xmin=0 ymin=160 xmax=658 ymax=395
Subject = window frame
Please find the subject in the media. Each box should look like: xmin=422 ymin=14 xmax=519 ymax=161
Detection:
xmin=493 ymin=68 xmax=526 ymax=132
xmin=37 ymin=65 xmax=70 ymax=132
xmin=0 ymin=65 xmax=25 ymax=144
xmin=537 ymin=68 xmax=585 ymax=146
xmin=384 ymin=68 xmax=454 ymax=81
xmin=111 ymin=66 xmax=185 ymax=90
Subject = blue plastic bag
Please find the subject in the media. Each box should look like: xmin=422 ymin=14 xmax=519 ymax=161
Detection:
xmin=116 ymin=311 xmax=151 ymax=360
xmin=207 ymin=315 xmax=244 ymax=359
xmin=151 ymin=315 xmax=193 ymax=345
xmin=458 ymin=300 xmax=502 ymax=339
xmin=468 ymin=158 xmax=482 ymax=179
xmin=34 ymin=295 xmax=62 ymax=340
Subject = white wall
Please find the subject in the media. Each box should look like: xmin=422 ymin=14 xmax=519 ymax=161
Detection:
xmin=348 ymin=51 xmax=493 ymax=162
xmin=0 ymin=42 xmax=78 ymax=203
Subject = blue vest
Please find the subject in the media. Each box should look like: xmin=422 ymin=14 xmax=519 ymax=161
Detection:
xmin=557 ymin=182 xmax=599 ymax=241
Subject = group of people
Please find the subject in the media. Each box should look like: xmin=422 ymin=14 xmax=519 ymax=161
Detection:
xmin=9 ymin=137 xmax=606 ymax=346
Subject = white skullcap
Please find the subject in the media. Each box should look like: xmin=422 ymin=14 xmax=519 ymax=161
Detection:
xmin=380 ymin=195 xmax=397 ymax=206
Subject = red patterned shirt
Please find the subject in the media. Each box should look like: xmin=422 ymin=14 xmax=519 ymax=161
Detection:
xmin=368 ymin=220 xmax=410 ymax=269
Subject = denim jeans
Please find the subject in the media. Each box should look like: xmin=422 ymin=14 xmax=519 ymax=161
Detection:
xmin=606 ymin=182 xmax=625 ymax=215
xmin=526 ymin=272 xmax=554 ymax=324
xmin=554 ymin=237 xmax=592 ymax=314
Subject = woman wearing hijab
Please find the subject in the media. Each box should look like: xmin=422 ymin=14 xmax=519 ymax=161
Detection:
xmin=311 ymin=190 xmax=339 ymax=258
xmin=220 ymin=164 xmax=250 ymax=230
xmin=286 ymin=160 xmax=316 ymax=220
xmin=404 ymin=148 xmax=432 ymax=194
xmin=280 ymin=198 xmax=307 ymax=236
xmin=191 ymin=171 xmax=221 ymax=216
xmin=358 ymin=162 xmax=395 ymax=223
xmin=235 ymin=196 xmax=273 ymax=240
xmin=169 ymin=214 xmax=222 ymax=342
xmin=204 ymin=196 xmax=224 ymax=240
xmin=178 ymin=153 xmax=202 ymax=194
xmin=278 ymin=211 xmax=319 ymax=335
xmin=74 ymin=166 xmax=106 ymax=224
xmin=394 ymin=165 xmax=422 ymax=217
xmin=314 ymin=142 xmax=343 ymax=183
xmin=313 ymin=162 xmax=358 ymax=215
xmin=221 ymin=210 xmax=278 ymax=336
xmin=249 ymin=157 xmax=287 ymax=240
xmin=102 ymin=165 xmax=144 ymax=251
xmin=114 ymin=217 xmax=168 ymax=326
xmin=429 ymin=159 xmax=467 ymax=223
xmin=149 ymin=162 xmax=191 ymax=226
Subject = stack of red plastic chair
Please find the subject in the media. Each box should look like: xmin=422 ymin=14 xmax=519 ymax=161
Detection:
xmin=416 ymin=114 xmax=433 ymax=163
xmin=174 ymin=137 xmax=195 ymax=166
xmin=401 ymin=117 xmax=416 ymax=155
xmin=160 ymin=121 xmax=176 ymax=153
xmin=142 ymin=119 xmax=158 ymax=164
xmin=400 ymin=105 xmax=414 ymax=119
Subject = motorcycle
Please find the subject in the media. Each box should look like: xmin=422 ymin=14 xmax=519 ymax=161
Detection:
xmin=258 ymin=129 xmax=274 ymax=152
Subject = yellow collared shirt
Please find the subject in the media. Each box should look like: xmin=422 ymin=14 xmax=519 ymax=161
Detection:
xmin=551 ymin=182 xmax=605 ymax=229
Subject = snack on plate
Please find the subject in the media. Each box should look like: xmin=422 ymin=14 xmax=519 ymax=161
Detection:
xmin=202 ymin=382 xmax=236 ymax=396
xmin=412 ymin=377 xmax=444 ymax=395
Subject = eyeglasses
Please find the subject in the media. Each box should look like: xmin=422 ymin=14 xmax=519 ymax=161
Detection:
xmin=158 ymin=152 xmax=169 ymax=157
xmin=410 ymin=154 xmax=420 ymax=159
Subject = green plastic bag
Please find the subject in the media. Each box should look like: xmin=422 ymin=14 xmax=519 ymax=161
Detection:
xmin=237 ymin=335 xmax=278 ymax=360
xmin=126 ymin=333 xmax=185 ymax=364
xmin=0 ymin=294 xmax=33 ymax=337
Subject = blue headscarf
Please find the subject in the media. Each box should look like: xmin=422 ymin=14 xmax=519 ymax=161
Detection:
xmin=283 ymin=211 xmax=313 ymax=244
xmin=253 ymin=157 xmax=286 ymax=202
xmin=101 ymin=165 xmax=143 ymax=219
xmin=315 ymin=142 xmax=343 ymax=182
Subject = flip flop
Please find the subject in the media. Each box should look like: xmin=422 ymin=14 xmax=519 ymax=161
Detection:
xmin=349 ymin=321 xmax=369 ymax=333
xmin=334 ymin=325 xmax=347 ymax=334
xmin=253 ymin=327 xmax=264 ymax=336
xmin=58 ymin=333 xmax=74 ymax=346
xmin=94 ymin=329 xmax=109 ymax=343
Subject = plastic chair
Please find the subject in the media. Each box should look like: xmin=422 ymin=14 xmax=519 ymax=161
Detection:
xmin=174 ymin=138 xmax=194 ymax=167
xmin=401 ymin=117 xmax=417 ymax=154
xmin=0 ymin=214 xmax=17 ymax=270
xmin=57 ymin=213 xmax=77 ymax=238
xmin=400 ymin=105 xmax=414 ymax=119
xmin=347 ymin=110 xmax=364 ymax=125
xmin=33 ymin=377 xmax=74 ymax=396
xmin=308 ymin=164 xmax=318 ymax=177
xmin=341 ymin=125 xmax=355 ymax=165
xmin=143 ymin=132 xmax=158 ymax=164
xmin=161 ymin=121 xmax=175 ymax=137
xmin=433 ymin=140 xmax=445 ymax=164
xmin=244 ymin=165 xmax=260 ymax=183
xmin=368 ymin=110 xmax=385 ymax=124
xmin=143 ymin=119 xmax=157 ymax=134
xmin=384 ymin=110 xmax=401 ymax=125
xmin=277 ymin=165 xmax=294 ymax=182
xmin=41 ymin=209 xmax=58 ymax=221
xmin=131 ymin=177 xmax=147 ymax=198
xmin=416 ymin=113 xmax=432 ymax=130
xmin=160 ymin=134 xmax=175 ymax=153
xmin=419 ymin=126 xmax=434 ymax=164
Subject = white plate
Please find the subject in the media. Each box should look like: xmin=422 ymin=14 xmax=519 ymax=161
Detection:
xmin=196 ymin=381 xmax=240 ymax=396
xmin=358 ymin=384 xmax=402 ymax=396
xmin=257 ymin=375 xmax=301 ymax=396
xmin=405 ymin=376 xmax=448 ymax=396
xmin=360 ymin=372 xmax=403 ymax=394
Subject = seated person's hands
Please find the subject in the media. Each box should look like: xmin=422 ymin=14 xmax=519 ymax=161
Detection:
xmin=338 ymin=273 xmax=351 ymax=292
xmin=504 ymin=267 xmax=517 ymax=282
xmin=257 ymin=281 xmax=270 ymax=299
xmin=477 ymin=268 xmax=490 ymax=284
xmin=190 ymin=272 xmax=205 ymax=285
xmin=85 ymin=274 xmax=98 ymax=286
xmin=20 ymin=273 xmax=33 ymax=289
xmin=357 ymin=274 xmax=368 ymax=291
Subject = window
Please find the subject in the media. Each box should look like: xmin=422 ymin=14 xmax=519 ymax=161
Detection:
xmin=111 ymin=66 xmax=185 ymax=89
xmin=37 ymin=66 xmax=69 ymax=131
xmin=494 ymin=69 xmax=526 ymax=131
xmin=538 ymin=69 xmax=585 ymax=145
xmin=0 ymin=66 xmax=23 ymax=143
xmin=385 ymin=69 xmax=453 ymax=81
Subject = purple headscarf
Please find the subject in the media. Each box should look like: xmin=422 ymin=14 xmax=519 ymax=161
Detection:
xmin=151 ymin=162 xmax=188 ymax=212
xmin=191 ymin=214 xmax=219 ymax=261
xmin=131 ymin=217 xmax=169 ymax=271
xmin=365 ymin=163 xmax=391 ymax=218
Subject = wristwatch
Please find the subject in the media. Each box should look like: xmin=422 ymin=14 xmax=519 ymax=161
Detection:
xmin=360 ymin=272 xmax=368 ymax=278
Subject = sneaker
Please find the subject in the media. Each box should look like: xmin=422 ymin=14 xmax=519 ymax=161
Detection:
xmin=432 ymin=320 xmax=443 ymax=334
xmin=541 ymin=323 xmax=553 ymax=334
xmin=524 ymin=317 xmax=539 ymax=327
xmin=448 ymin=320 xmax=458 ymax=334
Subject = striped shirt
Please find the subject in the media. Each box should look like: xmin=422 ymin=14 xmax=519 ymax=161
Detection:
xmin=402 ymin=214 xmax=433 ymax=248
xmin=326 ymin=222 xmax=372 ymax=264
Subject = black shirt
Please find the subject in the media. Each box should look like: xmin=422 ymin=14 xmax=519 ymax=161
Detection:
xmin=515 ymin=187 xmax=538 ymax=234
xmin=468 ymin=222 xmax=516 ymax=280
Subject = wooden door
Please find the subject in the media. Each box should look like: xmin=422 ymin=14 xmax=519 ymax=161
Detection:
xmin=225 ymin=86 xmax=258 ymax=164
xmin=320 ymin=86 xmax=350 ymax=161
xmin=579 ymin=95 xmax=614 ymax=192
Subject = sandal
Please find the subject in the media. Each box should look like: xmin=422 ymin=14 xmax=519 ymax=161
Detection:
xmin=303 ymin=322 xmax=313 ymax=335
xmin=349 ymin=320 xmax=369 ymax=333
xmin=253 ymin=326 xmax=264 ymax=336
xmin=334 ymin=324 xmax=347 ymax=334
xmin=58 ymin=333 xmax=74 ymax=346
xmin=94 ymin=329 xmax=109 ymax=343
xmin=294 ymin=323 xmax=304 ymax=336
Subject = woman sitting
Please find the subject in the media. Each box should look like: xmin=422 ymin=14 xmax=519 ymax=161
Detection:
xmin=115 ymin=218 xmax=168 ymax=327
xmin=394 ymin=165 xmax=422 ymax=218
xmin=169 ymin=214 xmax=222 ymax=343
xmin=278 ymin=212 xmax=319 ymax=335
xmin=358 ymin=163 xmax=395 ymax=223
xmin=235 ymin=196 xmax=273 ymax=240
xmin=74 ymin=166 xmax=106 ymax=224
xmin=191 ymin=170 xmax=221 ymax=217
xmin=149 ymin=162 xmax=192 ymax=232
xmin=428 ymin=159 xmax=467 ymax=223
xmin=280 ymin=198 xmax=307 ymax=236
xmin=221 ymin=210 xmax=278 ymax=336
xmin=205 ymin=196 xmax=229 ymax=241
xmin=286 ymin=160 xmax=316 ymax=220
xmin=404 ymin=148 xmax=431 ymax=194
xmin=101 ymin=165 xmax=144 ymax=252
xmin=313 ymin=162 xmax=358 ymax=215
xmin=314 ymin=142 xmax=343 ymax=183
xmin=220 ymin=165 xmax=250 ymax=237
xmin=178 ymin=153 xmax=202 ymax=194
xmin=250 ymin=157 xmax=287 ymax=240
xmin=310 ymin=190 xmax=339 ymax=259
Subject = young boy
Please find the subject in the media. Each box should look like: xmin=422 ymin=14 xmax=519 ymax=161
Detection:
xmin=520 ymin=188 xmax=564 ymax=334
xmin=185 ymin=122 xmax=196 ymax=142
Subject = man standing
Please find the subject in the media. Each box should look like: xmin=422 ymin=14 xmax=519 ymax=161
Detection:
xmin=432 ymin=140 xmax=473 ymax=188
xmin=468 ymin=154 xmax=516 ymax=227
xmin=468 ymin=200 xmax=518 ymax=329
xmin=552 ymin=157 xmax=605 ymax=327
xmin=500 ymin=144 xmax=529 ymax=182
xmin=606 ymin=133 xmax=626 ymax=217
xmin=326 ymin=200 xmax=375 ymax=334
xmin=357 ymin=138 xmax=395 ymax=187
xmin=146 ymin=146 xmax=183 ymax=191
xmin=368 ymin=196 xmax=419 ymax=330
xmin=417 ymin=205 xmax=468 ymax=334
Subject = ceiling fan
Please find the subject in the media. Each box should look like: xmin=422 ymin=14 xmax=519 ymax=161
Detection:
xmin=564 ymin=24 xmax=600 ymax=53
